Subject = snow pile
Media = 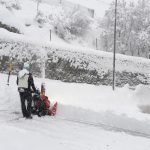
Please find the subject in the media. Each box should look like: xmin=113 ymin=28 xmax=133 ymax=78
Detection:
xmin=133 ymin=85 xmax=150 ymax=106
xmin=132 ymin=85 xmax=150 ymax=114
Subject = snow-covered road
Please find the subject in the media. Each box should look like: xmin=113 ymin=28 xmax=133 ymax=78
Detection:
xmin=0 ymin=112 xmax=150 ymax=150
xmin=1 ymin=73 xmax=150 ymax=150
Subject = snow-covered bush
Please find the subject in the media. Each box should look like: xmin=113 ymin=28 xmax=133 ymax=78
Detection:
xmin=68 ymin=9 xmax=91 ymax=36
xmin=48 ymin=7 xmax=74 ymax=40
xmin=35 ymin=11 xmax=47 ymax=27
xmin=0 ymin=40 xmax=43 ymax=76
xmin=0 ymin=0 xmax=21 ymax=10
xmin=32 ymin=4 xmax=91 ymax=40
xmin=0 ymin=22 xmax=20 ymax=34
xmin=50 ymin=7 xmax=91 ymax=40
xmin=0 ymin=38 xmax=150 ymax=87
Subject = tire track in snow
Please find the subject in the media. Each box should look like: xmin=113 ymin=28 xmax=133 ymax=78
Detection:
xmin=3 ymin=112 xmax=150 ymax=139
xmin=1 ymin=109 xmax=150 ymax=139
xmin=56 ymin=116 xmax=150 ymax=139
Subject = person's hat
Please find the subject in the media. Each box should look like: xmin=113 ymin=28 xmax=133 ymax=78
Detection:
xmin=23 ymin=62 xmax=30 ymax=70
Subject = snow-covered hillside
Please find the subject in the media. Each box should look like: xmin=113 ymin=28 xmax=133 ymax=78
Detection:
xmin=0 ymin=0 xmax=67 ymax=43
xmin=1 ymin=73 xmax=150 ymax=150
xmin=0 ymin=0 xmax=97 ymax=49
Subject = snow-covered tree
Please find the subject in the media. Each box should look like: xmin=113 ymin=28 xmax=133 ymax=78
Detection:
xmin=100 ymin=0 xmax=150 ymax=58
xmin=51 ymin=7 xmax=91 ymax=40
xmin=35 ymin=10 xmax=46 ymax=27
xmin=0 ymin=0 xmax=21 ymax=10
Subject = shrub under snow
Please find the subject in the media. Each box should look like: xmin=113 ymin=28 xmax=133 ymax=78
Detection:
xmin=0 ymin=0 xmax=21 ymax=10
xmin=0 ymin=37 xmax=150 ymax=87
xmin=52 ymin=8 xmax=91 ymax=40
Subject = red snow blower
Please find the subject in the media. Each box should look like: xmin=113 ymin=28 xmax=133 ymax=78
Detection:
xmin=31 ymin=83 xmax=57 ymax=117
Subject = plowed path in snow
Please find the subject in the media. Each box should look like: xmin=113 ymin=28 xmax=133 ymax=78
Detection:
xmin=1 ymin=73 xmax=150 ymax=150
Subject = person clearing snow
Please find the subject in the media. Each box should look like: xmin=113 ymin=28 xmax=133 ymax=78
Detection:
xmin=17 ymin=62 xmax=57 ymax=119
xmin=17 ymin=62 xmax=36 ymax=119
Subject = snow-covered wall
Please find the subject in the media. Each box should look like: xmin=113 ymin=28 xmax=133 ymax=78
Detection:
xmin=0 ymin=37 xmax=150 ymax=87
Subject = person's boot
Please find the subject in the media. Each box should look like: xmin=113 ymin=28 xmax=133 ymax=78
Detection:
xmin=26 ymin=115 xmax=32 ymax=119
xmin=26 ymin=113 xmax=32 ymax=119
xmin=37 ymin=111 xmax=42 ymax=117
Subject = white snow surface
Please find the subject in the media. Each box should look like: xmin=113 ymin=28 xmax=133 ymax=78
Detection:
xmin=1 ymin=0 xmax=150 ymax=149
xmin=1 ymin=73 xmax=150 ymax=149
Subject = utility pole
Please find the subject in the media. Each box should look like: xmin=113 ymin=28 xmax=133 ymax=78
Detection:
xmin=113 ymin=0 xmax=117 ymax=91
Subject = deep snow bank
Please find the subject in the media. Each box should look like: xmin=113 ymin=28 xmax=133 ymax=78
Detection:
xmin=0 ymin=32 xmax=150 ymax=87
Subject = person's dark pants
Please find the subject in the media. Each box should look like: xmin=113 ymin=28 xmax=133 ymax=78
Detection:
xmin=19 ymin=90 xmax=32 ymax=118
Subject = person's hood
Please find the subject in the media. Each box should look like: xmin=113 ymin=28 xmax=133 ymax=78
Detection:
xmin=23 ymin=62 xmax=30 ymax=71
xmin=18 ymin=69 xmax=29 ymax=78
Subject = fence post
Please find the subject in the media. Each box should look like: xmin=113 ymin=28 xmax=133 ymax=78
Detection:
xmin=50 ymin=29 xmax=51 ymax=42
xmin=96 ymin=38 xmax=98 ymax=50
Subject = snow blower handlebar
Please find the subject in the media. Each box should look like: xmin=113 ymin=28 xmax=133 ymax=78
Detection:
xmin=7 ymin=63 xmax=12 ymax=86
xmin=41 ymin=82 xmax=45 ymax=96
